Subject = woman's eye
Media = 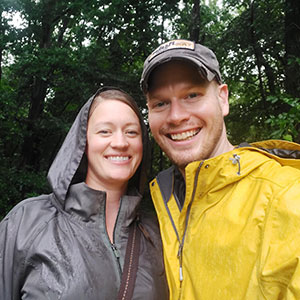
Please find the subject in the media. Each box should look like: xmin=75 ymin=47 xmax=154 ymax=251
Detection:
xmin=98 ymin=130 xmax=111 ymax=135
xmin=126 ymin=130 xmax=139 ymax=137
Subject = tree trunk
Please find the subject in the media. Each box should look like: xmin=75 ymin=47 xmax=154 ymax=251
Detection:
xmin=285 ymin=0 xmax=300 ymax=143
xmin=284 ymin=0 xmax=300 ymax=98
xmin=20 ymin=78 xmax=48 ymax=169
xmin=0 ymin=48 xmax=2 ymax=82
xmin=189 ymin=0 xmax=200 ymax=42
xmin=0 ymin=6 xmax=3 ymax=82
xmin=20 ymin=0 xmax=58 ymax=169
xmin=249 ymin=2 xmax=266 ymax=104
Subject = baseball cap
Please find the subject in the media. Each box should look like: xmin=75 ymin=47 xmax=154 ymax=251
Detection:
xmin=140 ymin=39 xmax=222 ymax=93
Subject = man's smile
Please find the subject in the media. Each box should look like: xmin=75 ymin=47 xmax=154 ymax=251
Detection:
xmin=168 ymin=129 xmax=200 ymax=141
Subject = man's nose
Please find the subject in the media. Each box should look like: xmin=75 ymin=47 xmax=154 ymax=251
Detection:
xmin=167 ymin=99 xmax=189 ymax=125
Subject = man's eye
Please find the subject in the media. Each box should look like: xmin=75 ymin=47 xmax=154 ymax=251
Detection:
xmin=151 ymin=101 xmax=167 ymax=110
xmin=153 ymin=101 xmax=164 ymax=107
xmin=186 ymin=93 xmax=199 ymax=99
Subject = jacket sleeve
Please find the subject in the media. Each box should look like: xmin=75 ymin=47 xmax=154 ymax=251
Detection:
xmin=0 ymin=209 xmax=25 ymax=299
xmin=260 ymin=178 xmax=300 ymax=300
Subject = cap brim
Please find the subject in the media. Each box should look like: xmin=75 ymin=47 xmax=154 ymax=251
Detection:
xmin=141 ymin=55 xmax=216 ymax=93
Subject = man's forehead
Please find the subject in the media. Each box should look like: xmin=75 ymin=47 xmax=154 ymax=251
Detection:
xmin=147 ymin=61 xmax=208 ymax=92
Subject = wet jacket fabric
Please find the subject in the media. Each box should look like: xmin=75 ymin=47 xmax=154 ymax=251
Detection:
xmin=149 ymin=140 xmax=300 ymax=300
xmin=0 ymin=92 xmax=168 ymax=300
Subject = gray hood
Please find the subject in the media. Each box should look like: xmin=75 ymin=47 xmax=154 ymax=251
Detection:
xmin=47 ymin=90 xmax=149 ymax=205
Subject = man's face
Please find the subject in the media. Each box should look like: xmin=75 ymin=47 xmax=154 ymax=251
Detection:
xmin=147 ymin=60 xmax=230 ymax=172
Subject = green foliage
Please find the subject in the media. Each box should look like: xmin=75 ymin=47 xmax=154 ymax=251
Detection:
xmin=0 ymin=0 xmax=181 ymax=219
xmin=265 ymin=95 xmax=300 ymax=141
xmin=0 ymin=0 xmax=299 ymax=219
xmin=0 ymin=161 xmax=49 ymax=217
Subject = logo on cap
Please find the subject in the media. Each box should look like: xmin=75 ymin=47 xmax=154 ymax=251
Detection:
xmin=147 ymin=39 xmax=195 ymax=62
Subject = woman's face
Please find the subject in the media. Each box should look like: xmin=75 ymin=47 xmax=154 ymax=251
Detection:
xmin=85 ymin=99 xmax=143 ymax=191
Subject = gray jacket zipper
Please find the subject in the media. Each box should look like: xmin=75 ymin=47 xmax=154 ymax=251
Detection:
xmin=111 ymin=242 xmax=122 ymax=274
xmin=159 ymin=162 xmax=203 ymax=300
xmin=103 ymin=197 xmax=123 ymax=279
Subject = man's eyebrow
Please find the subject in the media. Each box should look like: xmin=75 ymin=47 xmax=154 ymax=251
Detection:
xmin=147 ymin=96 xmax=160 ymax=102
xmin=147 ymin=92 xmax=166 ymax=100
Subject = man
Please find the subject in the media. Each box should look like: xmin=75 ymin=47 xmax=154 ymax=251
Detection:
xmin=140 ymin=39 xmax=300 ymax=300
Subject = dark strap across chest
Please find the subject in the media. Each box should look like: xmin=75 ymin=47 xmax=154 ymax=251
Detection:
xmin=117 ymin=220 xmax=141 ymax=300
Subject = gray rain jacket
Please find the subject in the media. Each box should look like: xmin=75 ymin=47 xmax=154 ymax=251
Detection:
xmin=0 ymin=91 xmax=168 ymax=300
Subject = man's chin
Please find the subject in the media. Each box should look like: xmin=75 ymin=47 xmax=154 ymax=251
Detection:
xmin=157 ymin=142 xmax=198 ymax=168
xmin=168 ymin=154 xmax=192 ymax=171
xmin=167 ymin=150 xmax=209 ymax=171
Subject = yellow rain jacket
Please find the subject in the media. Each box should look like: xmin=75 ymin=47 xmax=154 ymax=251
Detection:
xmin=150 ymin=140 xmax=300 ymax=300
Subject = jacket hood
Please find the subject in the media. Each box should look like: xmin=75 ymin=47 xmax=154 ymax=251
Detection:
xmin=47 ymin=90 xmax=149 ymax=205
xmin=197 ymin=139 xmax=300 ymax=190
xmin=250 ymin=140 xmax=300 ymax=167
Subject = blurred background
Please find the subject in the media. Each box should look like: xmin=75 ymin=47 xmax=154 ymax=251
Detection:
xmin=0 ymin=0 xmax=299 ymax=218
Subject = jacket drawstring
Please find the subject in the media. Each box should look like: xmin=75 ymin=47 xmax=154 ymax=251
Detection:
xmin=230 ymin=154 xmax=241 ymax=175
xmin=162 ymin=161 xmax=203 ymax=299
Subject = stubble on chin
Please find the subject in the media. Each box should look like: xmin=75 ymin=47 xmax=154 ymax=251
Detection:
xmin=163 ymin=148 xmax=196 ymax=172
xmin=160 ymin=137 xmax=220 ymax=172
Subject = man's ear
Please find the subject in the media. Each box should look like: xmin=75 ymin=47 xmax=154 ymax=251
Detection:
xmin=217 ymin=84 xmax=229 ymax=117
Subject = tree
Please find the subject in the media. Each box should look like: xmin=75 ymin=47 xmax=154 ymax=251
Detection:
xmin=1 ymin=0 xmax=299 ymax=219
xmin=0 ymin=0 xmax=181 ymax=217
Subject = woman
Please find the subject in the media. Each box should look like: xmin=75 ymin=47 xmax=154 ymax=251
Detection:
xmin=0 ymin=87 xmax=169 ymax=299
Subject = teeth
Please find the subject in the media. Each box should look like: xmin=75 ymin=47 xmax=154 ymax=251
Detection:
xmin=171 ymin=130 xmax=198 ymax=141
xmin=108 ymin=156 xmax=129 ymax=161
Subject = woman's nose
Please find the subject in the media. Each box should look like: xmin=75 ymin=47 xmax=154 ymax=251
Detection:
xmin=110 ymin=132 xmax=129 ymax=149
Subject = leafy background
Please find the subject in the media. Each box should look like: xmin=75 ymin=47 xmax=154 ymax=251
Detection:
xmin=0 ymin=0 xmax=299 ymax=218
